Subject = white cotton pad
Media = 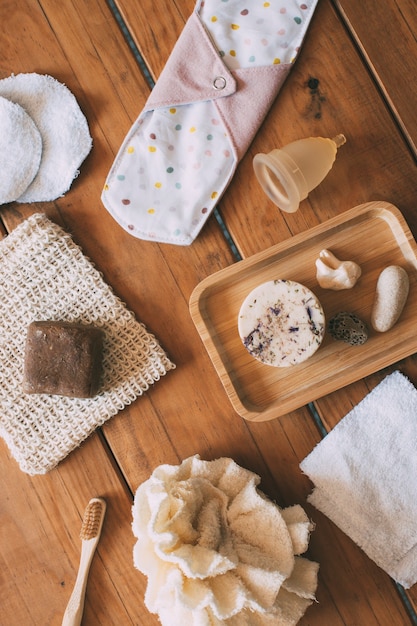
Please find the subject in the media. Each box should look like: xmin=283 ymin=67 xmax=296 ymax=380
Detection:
xmin=0 ymin=95 xmax=42 ymax=204
xmin=0 ymin=73 xmax=92 ymax=202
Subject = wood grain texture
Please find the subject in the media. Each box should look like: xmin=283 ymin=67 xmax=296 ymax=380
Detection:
xmin=0 ymin=432 xmax=151 ymax=625
xmin=334 ymin=0 xmax=417 ymax=155
xmin=1 ymin=0 xmax=417 ymax=624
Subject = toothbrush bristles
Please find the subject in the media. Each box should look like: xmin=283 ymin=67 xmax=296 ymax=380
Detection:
xmin=80 ymin=497 xmax=106 ymax=541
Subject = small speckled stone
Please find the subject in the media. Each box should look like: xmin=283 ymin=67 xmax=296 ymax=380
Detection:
xmin=328 ymin=312 xmax=368 ymax=345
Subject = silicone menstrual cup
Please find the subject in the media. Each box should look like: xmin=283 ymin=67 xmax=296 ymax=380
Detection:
xmin=253 ymin=134 xmax=346 ymax=212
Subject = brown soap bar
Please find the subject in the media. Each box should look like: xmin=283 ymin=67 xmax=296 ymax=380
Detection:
xmin=23 ymin=321 xmax=104 ymax=398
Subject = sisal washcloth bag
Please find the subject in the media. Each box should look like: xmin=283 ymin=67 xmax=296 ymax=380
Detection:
xmin=102 ymin=0 xmax=319 ymax=245
xmin=0 ymin=213 xmax=175 ymax=475
xmin=301 ymin=371 xmax=417 ymax=588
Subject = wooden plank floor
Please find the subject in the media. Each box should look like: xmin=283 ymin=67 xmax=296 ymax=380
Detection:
xmin=1 ymin=0 xmax=417 ymax=624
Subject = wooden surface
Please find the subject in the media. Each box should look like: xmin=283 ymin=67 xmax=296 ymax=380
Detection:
xmin=1 ymin=1 xmax=417 ymax=624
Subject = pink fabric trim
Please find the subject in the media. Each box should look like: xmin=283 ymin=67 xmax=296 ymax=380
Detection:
xmin=145 ymin=10 xmax=292 ymax=161
xmin=216 ymin=64 xmax=292 ymax=160
xmin=145 ymin=11 xmax=236 ymax=110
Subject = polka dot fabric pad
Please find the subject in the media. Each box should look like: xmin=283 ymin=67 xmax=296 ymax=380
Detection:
xmin=102 ymin=0 xmax=318 ymax=245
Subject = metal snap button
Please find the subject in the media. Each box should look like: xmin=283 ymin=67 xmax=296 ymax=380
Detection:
xmin=213 ymin=76 xmax=227 ymax=90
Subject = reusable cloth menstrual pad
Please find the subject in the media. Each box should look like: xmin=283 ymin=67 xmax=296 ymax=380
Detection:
xmin=0 ymin=214 xmax=175 ymax=475
xmin=102 ymin=0 xmax=318 ymax=245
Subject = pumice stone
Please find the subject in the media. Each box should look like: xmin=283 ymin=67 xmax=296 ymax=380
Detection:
xmin=328 ymin=311 xmax=368 ymax=345
xmin=371 ymin=265 xmax=409 ymax=332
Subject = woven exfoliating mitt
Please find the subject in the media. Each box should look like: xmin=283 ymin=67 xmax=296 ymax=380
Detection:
xmin=0 ymin=213 xmax=175 ymax=475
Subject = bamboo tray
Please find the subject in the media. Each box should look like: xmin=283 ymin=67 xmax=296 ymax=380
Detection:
xmin=189 ymin=202 xmax=417 ymax=421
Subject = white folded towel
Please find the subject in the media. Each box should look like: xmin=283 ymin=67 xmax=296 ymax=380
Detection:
xmin=300 ymin=370 xmax=417 ymax=588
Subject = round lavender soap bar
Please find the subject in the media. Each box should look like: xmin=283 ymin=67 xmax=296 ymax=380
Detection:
xmin=238 ymin=279 xmax=325 ymax=367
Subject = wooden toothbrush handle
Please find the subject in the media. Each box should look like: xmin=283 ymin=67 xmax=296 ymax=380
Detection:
xmin=62 ymin=540 xmax=97 ymax=626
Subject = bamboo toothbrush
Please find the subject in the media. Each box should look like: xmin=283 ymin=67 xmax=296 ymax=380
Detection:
xmin=62 ymin=497 xmax=106 ymax=626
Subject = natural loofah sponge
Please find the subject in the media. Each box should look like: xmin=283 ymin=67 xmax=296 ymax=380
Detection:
xmin=132 ymin=455 xmax=319 ymax=625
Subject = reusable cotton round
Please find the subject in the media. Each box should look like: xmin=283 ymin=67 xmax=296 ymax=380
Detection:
xmin=238 ymin=279 xmax=325 ymax=367
xmin=0 ymin=73 xmax=92 ymax=202
xmin=0 ymin=96 xmax=42 ymax=204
